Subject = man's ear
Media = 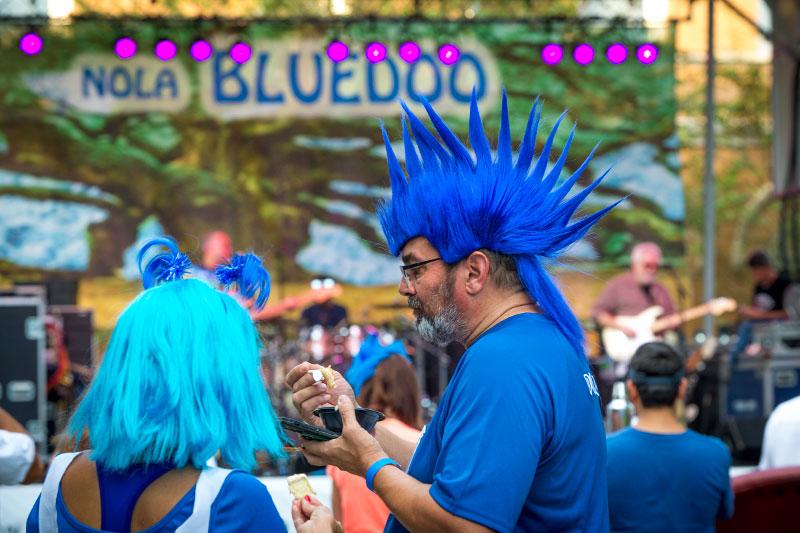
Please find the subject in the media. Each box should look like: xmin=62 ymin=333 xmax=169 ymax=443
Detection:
xmin=463 ymin=250 xmax=491 ymax=296
xmin=626 ymin=379 xmax=639 ymax=404
xmin=677 ymin=378 xmax=688 ymax=402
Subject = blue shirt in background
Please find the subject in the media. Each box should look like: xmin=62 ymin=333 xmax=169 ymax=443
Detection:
xmin=385 ymin=313 xmax=609 ymax=533
xmin=606 ymin=428 xmax=734 ymax=533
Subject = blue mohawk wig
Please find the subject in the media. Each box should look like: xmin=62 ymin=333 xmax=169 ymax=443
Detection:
xmin=69 ymin=237 xmax=285 ymax=471
xmin=377 ymin=90 xmax=616 ymax=353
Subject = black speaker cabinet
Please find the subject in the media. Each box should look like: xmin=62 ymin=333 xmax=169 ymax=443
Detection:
xmin=0 ymin=295 xmax=46 ymax=452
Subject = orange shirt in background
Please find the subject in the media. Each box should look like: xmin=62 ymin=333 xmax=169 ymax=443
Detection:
xmin=326 ymin=418 xmax=422 ymax=533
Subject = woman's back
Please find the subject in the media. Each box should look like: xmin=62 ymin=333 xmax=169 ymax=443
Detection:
xmin=27 ymin=452 xmax=286 ymax=532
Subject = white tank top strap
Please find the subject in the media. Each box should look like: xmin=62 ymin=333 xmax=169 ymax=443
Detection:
xmin=174 ymin=466 xmax=233 ymax=533
xmin=38 ymin=451 xmax=85 ymax=533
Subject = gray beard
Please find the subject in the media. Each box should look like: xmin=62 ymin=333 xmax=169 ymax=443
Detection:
xmin=415 ymin=301 xmax=465 ymax=346
xmin=412 ymin=278 xmax=467 ymax=347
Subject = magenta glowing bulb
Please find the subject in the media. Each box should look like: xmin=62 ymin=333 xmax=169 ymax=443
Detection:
xmin=399 ymin=41 xmax=421 ymax=63
xmin=438 ymin=43 xmax=460 ymax=65
xmin=115 ymin=37 xmax=137 ymax=60
xmin=606 ymin=43 xmax=627 ymax=64
xmin=19 ymin=32 xmax=43 ymax=56
xmin=365 ymin=42 xmax=387 ymax=63
xmin=327 ymin=41 xmax=349 ymax=63
xmin=154 ymin=39 xmax=177 ymax=61
xmin=573 ymin=44 xmax=595 ymax=65
xmin=636 ymin=44 xmax=659 ymax=64
xmin=541 ymin=43 xmax=563 ymax=65
xmin=190 ymin=40 xmax=213 ymax=62
xmin=229 ymin=42 xmax=252 ymax=64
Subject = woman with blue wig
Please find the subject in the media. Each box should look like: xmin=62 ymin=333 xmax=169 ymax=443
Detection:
xmin=27 ymin=237 xmax=336 ymax=533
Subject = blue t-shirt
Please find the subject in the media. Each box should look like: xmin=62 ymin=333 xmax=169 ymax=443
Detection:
xmin=27 ymin=469 xmax=286 ymax=532
xmin=606 ymin=428 xmax=734 ymax=533
xmin=385 ymin=313 xmax=609 ymax=533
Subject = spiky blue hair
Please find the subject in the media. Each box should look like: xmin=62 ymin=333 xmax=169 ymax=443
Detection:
xmin=69 ymin=238 xmax=285 ymax=471
xmin=377 ymin=90 xmax=617 ymax=353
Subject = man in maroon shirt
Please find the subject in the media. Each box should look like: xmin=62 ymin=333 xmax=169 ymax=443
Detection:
xmin=593 ymin=242 xmax=680 ymax=375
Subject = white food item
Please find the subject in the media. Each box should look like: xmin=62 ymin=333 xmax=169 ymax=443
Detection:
xmin=287 ymin=473 xmax=316 ymax=499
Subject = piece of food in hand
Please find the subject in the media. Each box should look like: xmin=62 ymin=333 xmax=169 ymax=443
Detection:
xmin=287 ymin=473 xmax=316 ymax=500
xmin=309 ymin=369 xmax=324 ymax=384
xmin=321 ymin=366 xmax=335 ymax=388
xmin=308 ymin=366 xmax=335 ymax=389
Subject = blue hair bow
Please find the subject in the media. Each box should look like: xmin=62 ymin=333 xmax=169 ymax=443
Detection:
xmin=214 ymin=252 xmax=271 ymax=310
xmin=137 ymin=237 xmax=193 ymax=289
xmin=346 ymin=334 xmax=411 ymax=397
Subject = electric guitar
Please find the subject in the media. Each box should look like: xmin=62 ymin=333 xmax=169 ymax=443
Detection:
xmin=602 ymin=297 xmax=737 ymax=363
xmin=249 ymin=285 xmax=343 ymax=321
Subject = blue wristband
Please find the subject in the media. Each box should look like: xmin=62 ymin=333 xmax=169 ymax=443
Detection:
xmin=365 ymin=457 xmax=399 ymax=492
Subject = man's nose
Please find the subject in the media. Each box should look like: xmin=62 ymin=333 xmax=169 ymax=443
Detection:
xmin=398 ymin=276 xmax=415 ymax=296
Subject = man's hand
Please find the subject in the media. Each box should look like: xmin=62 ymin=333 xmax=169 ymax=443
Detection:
xmin=659 ymin=315 xmax=682 ymax=331
xmin=286 ymin=362 xmax=356 ymax=424
xmin=301 ymin=396 xmax=387 ymax=476
xmin=613 ymin=322 xmax=637 ymax=338
xmin=738 ymin=305 xmax=761 ymax=320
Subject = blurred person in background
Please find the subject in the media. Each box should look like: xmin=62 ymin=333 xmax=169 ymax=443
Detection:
xmin=592 ymin=242 xmax=680 ymax=375
xmin=759 ymin=391 xmax=800 ymax=469
xmin=327 ymin=334 xmax=422 ymax=533
xmin=0 ymin=406 xmax=44 ymax=485
xmin=606 ymin=342 xmax=733 ymax=533
xmin=195 ymin=230 xmax=233 ymax=284
xmin=731 ymin=250 xmax=792 ymax=364
xmin=301 ymin=279 xmax=348 ymax=329
xmin=27 ymin=237 xmax=337 ymax=533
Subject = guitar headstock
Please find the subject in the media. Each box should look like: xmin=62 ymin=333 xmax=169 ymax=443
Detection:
xmin=709 ymin=297 xmax=737 ymax=315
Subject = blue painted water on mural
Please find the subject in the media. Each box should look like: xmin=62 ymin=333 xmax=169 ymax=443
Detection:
xmin=563 ymin=239 xmax=598 ymax=261
xmin=321 ymin=198 xmax=384 ymax=237
xmin=0 ymin=169 xmax=120 ymax=204
xmin=329 ymin=180 xmax=391 ymax=200
xmin=293 ymin=135 xmax=373 ymax=151
xmin=120 ymin=215 xmax=166 ymax=280
xmin=0 ymin=195 xmax=108 ymax=270
xmin=590 ymin=142 xmax=685 ymax=221
xmin=296 ymin=220 xmax=399 ymax=286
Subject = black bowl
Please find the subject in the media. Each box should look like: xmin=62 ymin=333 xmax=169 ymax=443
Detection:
xmin=313 ymin=406 xmax=385 ymax=434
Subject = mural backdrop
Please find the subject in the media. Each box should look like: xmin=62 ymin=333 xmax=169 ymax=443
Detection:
xmin=0 ymin=20 xmax=681 ymax=288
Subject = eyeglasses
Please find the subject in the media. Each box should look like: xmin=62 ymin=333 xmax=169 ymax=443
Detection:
xmin=400 ymin=257 xmax=442 ymax=287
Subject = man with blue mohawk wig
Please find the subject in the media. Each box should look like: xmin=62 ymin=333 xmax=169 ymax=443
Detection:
xmin=27 ymin=237 xmax=337 ymax=533
xmin=288 ymin=91 xmax=613 ymax=532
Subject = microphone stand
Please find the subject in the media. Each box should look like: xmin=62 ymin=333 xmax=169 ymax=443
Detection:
xmin=662 ymin=263 xmax=691 ymax=351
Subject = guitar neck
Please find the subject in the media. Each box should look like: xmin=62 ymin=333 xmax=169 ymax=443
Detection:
xmin=652 ymin=304 xmax=714 ymax=334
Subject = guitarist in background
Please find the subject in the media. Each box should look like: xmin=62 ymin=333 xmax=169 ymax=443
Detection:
xmin=592 ymin=242 xmax=681 ymax=377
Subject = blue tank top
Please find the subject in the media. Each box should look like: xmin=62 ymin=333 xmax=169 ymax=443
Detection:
xmin=26 ymin=454 xmax=287 ymax=532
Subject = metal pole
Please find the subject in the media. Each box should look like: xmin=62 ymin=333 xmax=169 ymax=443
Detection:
xmin=703 ymin=0 xmax=716 ymax=336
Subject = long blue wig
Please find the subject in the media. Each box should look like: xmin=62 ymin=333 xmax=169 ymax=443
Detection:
xmin=69 ymin=237 xmax=285 ymax=471
xmin=377 ymin=90 xmax=617 ymax=353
